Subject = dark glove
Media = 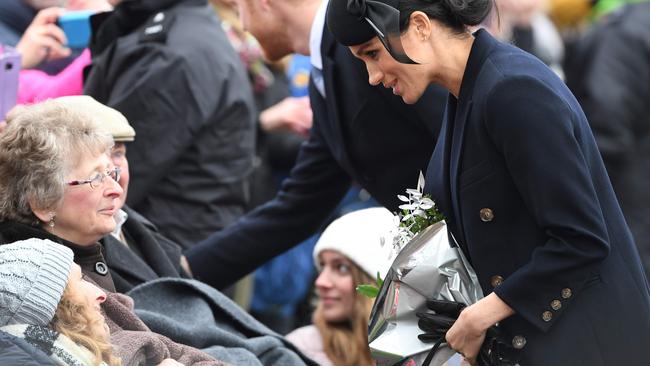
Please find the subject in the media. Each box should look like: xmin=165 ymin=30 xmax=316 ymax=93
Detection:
xmin=416 ymin=299 xmax=521 ymax=366
xmin=416 ymin=299 xmax=465 ymax=343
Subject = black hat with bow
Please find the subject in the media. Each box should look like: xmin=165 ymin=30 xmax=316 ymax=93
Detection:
xmin=326 ymin=0 xmax=419 ymax=64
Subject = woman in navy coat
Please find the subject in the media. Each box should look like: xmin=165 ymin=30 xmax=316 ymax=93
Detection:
xmin=327 ymin=0 xmax=650 ymax=364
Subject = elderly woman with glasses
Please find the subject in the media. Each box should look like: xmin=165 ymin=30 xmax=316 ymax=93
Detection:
xmin=0 ymin=98 xmax=123 ymax=291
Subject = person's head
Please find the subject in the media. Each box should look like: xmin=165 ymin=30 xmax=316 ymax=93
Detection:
xmin=311 ymin=207 xmax=395 ymax=365
xmin=0 ymin=98 xmax=123 ymax=246
xmin=232 ymin=0 xmax=320 ymax=60
xmin=327 ymin=0 xmax=493 ymax=103
xmin=56 ymin=96 xmax=135 ymax=208
xmin=0 ymin=239 xmax=118 ymax=365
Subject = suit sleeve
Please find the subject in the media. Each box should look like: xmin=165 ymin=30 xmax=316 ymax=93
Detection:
xmin=185 ymin=86 xmax=352 ymax=290
xmin=485 ymin=76 xmax=610 ymax=332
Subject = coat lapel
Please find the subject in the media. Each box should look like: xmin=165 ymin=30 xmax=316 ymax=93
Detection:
xmin=426 ymin=103 xmax=454 ymax=228
xmin=320 ymin=28 xmax=354 ymax=173
xmin=449 ymin=99 xmax=473 ymax=247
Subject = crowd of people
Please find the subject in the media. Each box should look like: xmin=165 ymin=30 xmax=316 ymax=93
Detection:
xmin=1 ymin=0 xmax=649 ymax=365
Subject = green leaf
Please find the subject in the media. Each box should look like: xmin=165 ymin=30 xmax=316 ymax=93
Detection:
xmin=376 ymin=271 xmax=383 ymax=288
xmin=356 ymin=284 xmax=379 ymax=298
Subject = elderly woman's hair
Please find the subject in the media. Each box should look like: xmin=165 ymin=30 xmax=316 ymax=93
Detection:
xmin=0 ymin=99 xmax=113 ymax=225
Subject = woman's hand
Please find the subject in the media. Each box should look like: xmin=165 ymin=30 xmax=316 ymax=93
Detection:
xmin=15 ymin=7 xmax=70 ymax=69
xmin=445 ymin=293 xmax=515 ymax=365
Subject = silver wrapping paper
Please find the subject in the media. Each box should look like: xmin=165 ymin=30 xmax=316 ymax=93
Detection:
xmin=368 ymin=221 xmax=483 ymax=366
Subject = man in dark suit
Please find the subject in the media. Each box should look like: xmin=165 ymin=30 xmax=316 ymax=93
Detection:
xmin=185 ymin=0 xmax=447 ymax=289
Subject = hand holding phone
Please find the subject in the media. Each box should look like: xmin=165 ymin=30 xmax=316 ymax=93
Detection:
xmin=15 ymin=7 xmax=71 ymax=69
xmin=57 ymin=10 xmax=94 ymax=50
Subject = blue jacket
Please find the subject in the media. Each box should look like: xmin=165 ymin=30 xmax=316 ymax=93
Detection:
xmin=0 ymin=330 xmax=55 ymax=366
xmin=426 ymin=29 xmax=650 ymax=364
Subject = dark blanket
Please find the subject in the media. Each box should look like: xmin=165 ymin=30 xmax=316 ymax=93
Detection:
xmin=127 ymin=278 xmax=317 ymax=366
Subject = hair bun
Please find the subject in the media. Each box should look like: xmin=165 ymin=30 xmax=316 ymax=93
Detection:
xmin=441 ymin=0 xmax=492 ymax=26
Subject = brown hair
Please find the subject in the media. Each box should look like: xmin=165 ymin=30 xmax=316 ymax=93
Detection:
xmin=313 ymin=263 xmax=375 ymax=366
xmin=50 ymin=286 xmax=121 ymax=366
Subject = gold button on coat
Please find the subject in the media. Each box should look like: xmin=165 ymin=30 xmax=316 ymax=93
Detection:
xmin=551 ymin=300 xmax=562 ymax=310
xmin=479 ymin=208 xmax=494 ymax=222
xmin=542 ymin=311 xmax=553 ymax=322
xmin=512 ymin=335 xmax=527 ymax=349
xmin=561 ymin=288 xmax=572 ymax=299
xmin=490 ymin=275 xmax=504 ymax=288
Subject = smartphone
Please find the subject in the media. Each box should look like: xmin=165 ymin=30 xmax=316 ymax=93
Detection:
xmin=57 ymin=10 xmax=94 ymax=50
xmin=0 ymin=45 xmax=20 ymax=120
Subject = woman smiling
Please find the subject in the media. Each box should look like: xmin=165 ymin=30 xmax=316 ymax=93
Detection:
xmin=0 ymin=98 xmax=122 ymax=291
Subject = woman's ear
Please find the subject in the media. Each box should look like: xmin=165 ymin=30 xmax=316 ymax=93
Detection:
xmin=29 ymin=198 xmax=52 ymax=224
xmin=409 ymin=11 xmax=432 ymax=42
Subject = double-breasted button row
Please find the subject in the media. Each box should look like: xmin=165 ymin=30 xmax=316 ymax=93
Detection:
xmin=479 ymin=208 xmax=494 ymax=222
xmin=490 ymin=275 xmax=504 ymax=288
xmin=550 ymin=299 xmax=562 ymax=311
xmin=512 ymin=335 xmax=527 ymax=349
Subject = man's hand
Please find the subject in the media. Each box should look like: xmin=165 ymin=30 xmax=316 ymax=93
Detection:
xmin=259 ymin=96 xmax=313 ymax=136
xmin=16 ymin=7 xmax=70 ymax=69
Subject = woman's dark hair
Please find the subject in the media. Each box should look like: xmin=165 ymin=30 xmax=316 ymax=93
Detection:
xmin=398 ymin=0 xmax=493 ymax=34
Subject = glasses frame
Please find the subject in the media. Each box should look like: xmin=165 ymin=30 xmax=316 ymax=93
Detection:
xmin=67 ymin=167 xmax=121 ymax=189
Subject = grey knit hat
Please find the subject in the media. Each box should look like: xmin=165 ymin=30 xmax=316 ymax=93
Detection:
xmin=0 ymin=239 xmax=74 ymax=327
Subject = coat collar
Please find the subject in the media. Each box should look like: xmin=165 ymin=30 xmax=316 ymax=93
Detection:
xmin=443 ymin=29 xmax=498 ymax=249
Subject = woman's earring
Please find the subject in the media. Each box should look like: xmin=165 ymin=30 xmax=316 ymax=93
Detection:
xmin=48 ymin=213 xmax=55 ymax=228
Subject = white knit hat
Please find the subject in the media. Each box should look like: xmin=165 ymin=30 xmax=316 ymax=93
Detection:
xmin=56 ymin=95 xmax=136 ymax=141
xmin=0 ymin=239 xmax=74 ymax=327
xmin=313 ymin=207 xmax=397 ymax=279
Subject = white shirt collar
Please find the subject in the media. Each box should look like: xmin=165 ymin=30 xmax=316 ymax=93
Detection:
xmin=309 ymin=0 xmax=329 ymax=70
xmin=110 ymin=208 xmax=129 ymax=243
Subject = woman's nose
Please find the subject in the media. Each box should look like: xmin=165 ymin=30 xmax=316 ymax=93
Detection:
xmin=315 ymin=269 xmax=333 ymax=289
xmin=367 ymin=66 xmax=382 ymax=86
xmin=94 ymin=285 xmax=107 ymax=304
xmin=105 ymin=175 xmax=123 ymax=197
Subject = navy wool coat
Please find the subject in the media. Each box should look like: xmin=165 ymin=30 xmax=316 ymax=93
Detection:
xmin=425 ymin=29 xmax=650 ymax=365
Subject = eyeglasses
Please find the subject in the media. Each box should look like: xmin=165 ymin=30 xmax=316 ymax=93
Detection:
xmin=67 ymin=167 xmax=121 ymax=189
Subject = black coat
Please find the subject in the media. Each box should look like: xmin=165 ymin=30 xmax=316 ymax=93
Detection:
xmin=84 ymin=0 xmax=256 ymax=248
xmin=0 ymin=330 xmax=55 ymax=366
xmin=426 ymin=29 xmax=650 ymax=365
xmin=186 ymin=27 xmax=447 ymax=290
xmin=100 ymin=206 xmax=188 ymax=293
xmin=565 ymin=3 xmax=650 ymax=277
xmin=0 ymin=221 xmax=116 ymax=292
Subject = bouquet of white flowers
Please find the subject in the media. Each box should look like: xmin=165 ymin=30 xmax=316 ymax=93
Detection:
xmin=364 ymin=173 xmax=483 ymax=366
